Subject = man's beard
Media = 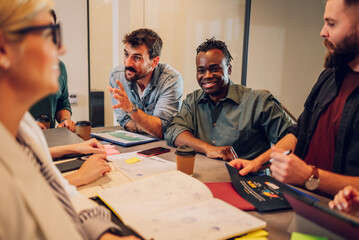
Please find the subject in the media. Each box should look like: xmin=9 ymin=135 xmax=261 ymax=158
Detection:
xmin=124 ymin=66 xmax=151 ymax=82
xmin=324 ymin=30 xmax=359 ymax=68
xmin=124 ymin=67 xmax=140 ymax=82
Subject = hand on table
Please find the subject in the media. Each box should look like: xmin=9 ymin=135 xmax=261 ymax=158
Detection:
xmin=58 ymin=119 xmax=76 ymax=132
xmin=108 ymin=79 xmax=133 ymax=112
xmin=228 ymin=158 xmax=262 ymax=176
xmin=205 ymin=145 xmax=237 ymax=161
xmin=73 ymin=138 xmax=106 ymax=155
xmin=329 ymin=186 xmax=359 ymax=213
xmin=66 ymin=154 xmax=111 ymax=187
xmin=269 ymin=146 xmax=312 ymax=185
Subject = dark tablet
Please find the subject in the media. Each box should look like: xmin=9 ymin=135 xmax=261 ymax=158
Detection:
xmin=284 ymin=190 xmax=359 ymax=239
xmin=55 ymin=159 xmax=84 ymax=173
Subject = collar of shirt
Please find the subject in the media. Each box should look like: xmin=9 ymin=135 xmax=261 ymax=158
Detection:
xmin=198 ymin=80 xmax=240 ymax=106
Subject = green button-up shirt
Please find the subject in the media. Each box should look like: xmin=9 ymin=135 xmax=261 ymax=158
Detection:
xmin=165 ymin=82 xmax=293 ymax=159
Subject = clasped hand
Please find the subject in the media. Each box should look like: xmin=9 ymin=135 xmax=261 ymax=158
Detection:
xmin=205 ymin=145 xmax=238 ymax=161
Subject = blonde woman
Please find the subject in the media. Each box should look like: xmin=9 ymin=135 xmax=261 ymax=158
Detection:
xmin=0 ymin=0 xmax=138 ymax=239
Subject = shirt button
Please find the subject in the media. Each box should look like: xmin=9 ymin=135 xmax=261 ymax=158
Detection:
xmin=213 ymin=123 xmax=216 ymax=127
xmin=212 ymin=140 xmax=215 ymax=144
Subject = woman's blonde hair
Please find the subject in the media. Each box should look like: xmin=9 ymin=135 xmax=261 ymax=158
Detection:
xmin=0 ymin=0 xmax=53 ymax=40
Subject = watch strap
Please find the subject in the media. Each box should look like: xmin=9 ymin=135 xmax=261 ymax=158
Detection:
xmin=311 ymin=165 xmax=319 ymax=179
xmin=127 ymin=104 xmax=138 ymax=116
xmin=305 ymin=165 xmax=320 ymax=191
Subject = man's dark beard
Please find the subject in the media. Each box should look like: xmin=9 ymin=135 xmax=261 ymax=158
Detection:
xmin=324 ymin=30 xmax=359 ymax=68
xmin=124 ymin=67 xmax=139 ymax=82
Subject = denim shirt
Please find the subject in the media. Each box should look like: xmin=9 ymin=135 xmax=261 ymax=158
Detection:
xmin=109 ymin=63 xmax=183 ymax=134
xmin=165 ymin=82 xmax=293 ymax=159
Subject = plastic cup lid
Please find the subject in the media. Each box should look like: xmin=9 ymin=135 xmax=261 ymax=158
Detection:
xmin=175 ymin=145 xmax=196 ymax=156
xmin=76 ymin=121 xmax=92 ymax=127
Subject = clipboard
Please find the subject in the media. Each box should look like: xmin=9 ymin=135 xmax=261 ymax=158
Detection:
xmin=91 ymin=130 xmax=158 ymax=147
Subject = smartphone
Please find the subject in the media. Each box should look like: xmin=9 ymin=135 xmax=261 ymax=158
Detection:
xmin=137 ymin=147 xmax=170 ymax=157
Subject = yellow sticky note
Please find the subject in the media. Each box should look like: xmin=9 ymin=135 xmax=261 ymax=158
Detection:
xmin=244 ymin=230 xmax=268 ymax=238
xmin=125 ymin=157 xmax=142 ymax=164
xmin=235 ymin=229 xmax=268 ymax=239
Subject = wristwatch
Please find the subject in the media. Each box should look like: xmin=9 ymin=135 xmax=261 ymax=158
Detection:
xmin=305 ymin=165 xmax=320 ymax=191
xmin=127 ymin=103 xmax=138 ymax=116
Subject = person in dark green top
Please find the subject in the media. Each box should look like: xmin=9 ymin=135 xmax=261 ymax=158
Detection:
xmin=30 ymin=60 xmax=75 ymax=131
xmin=29 ymin=10 xmax=76 ymax=132
xmin=165 ymin=38 xmax=293 ymax=161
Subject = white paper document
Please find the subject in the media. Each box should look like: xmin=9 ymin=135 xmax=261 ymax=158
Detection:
xmin=76 ymin=152 xmax=175 ymax=198
xmin=107 ymin=151 xmax=176 ymax=180
xmin=98 ymin=171 xmax=266 ymax=240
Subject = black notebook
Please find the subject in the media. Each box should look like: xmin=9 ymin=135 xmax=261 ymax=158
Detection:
xmin=226 ymin=164 xmax=294 ymax=212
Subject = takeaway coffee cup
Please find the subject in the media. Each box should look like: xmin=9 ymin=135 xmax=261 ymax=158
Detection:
xmin=36 ymin=115 xmax=50 ymax=129
xmin=175 ymin=146 xmax=196 ymax=175
xmin=75 ymin=121 xmax=92 ymax=140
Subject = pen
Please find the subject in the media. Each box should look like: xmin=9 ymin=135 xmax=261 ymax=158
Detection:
xmin=261 ymin=149 xmax=292 ymax=167
xmin=229 ymin=147 xmax=238 ymax=160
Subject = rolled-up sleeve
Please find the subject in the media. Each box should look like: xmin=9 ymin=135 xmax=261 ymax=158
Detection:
xmin=152 ymin=73 xmax=183 ymax=133
xmin=257 ymin=92 xmax=293 ymax=143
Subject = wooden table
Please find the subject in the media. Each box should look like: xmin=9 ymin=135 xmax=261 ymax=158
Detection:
xmin=44 ymin=126 xmax=334 ymax=240
xmin=91 ymin=126 xmax=296 ymax=240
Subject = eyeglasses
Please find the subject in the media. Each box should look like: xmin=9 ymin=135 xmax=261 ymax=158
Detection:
xmin=10 ymin=23 xmax=62 ymax=49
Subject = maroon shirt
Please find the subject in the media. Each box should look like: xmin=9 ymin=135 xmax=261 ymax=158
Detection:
xmin=304 ymin=70 xmax=359 ymax=171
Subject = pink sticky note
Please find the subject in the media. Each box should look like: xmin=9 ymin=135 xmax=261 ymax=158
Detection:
xmin=104 ymin=145 xmax=116 ymax=149
xmin=105 ymin=149 xmax=120 ymax=156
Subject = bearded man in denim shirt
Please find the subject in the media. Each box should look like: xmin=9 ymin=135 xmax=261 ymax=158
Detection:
xmin=108 ymin=28 xmax=183 ymax=139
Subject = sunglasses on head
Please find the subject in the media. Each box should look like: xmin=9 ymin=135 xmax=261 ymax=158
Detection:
xmin=10 ymin=23 xmax=62 ymax=49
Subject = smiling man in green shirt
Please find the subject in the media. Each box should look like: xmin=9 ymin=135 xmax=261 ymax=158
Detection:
xmin=165 ymin=38 xmax=293 ymax=161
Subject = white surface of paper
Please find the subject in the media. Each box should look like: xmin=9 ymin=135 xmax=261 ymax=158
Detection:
xmin=107 ymin=152 xmax=176 ymax=180
xmin=97 ymin=171 xmax=266 ymax=240
xmin=97 ymin=171 xmax=213 ymax=225
xmin=135 ymin=198 xmax=267 ymax=240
